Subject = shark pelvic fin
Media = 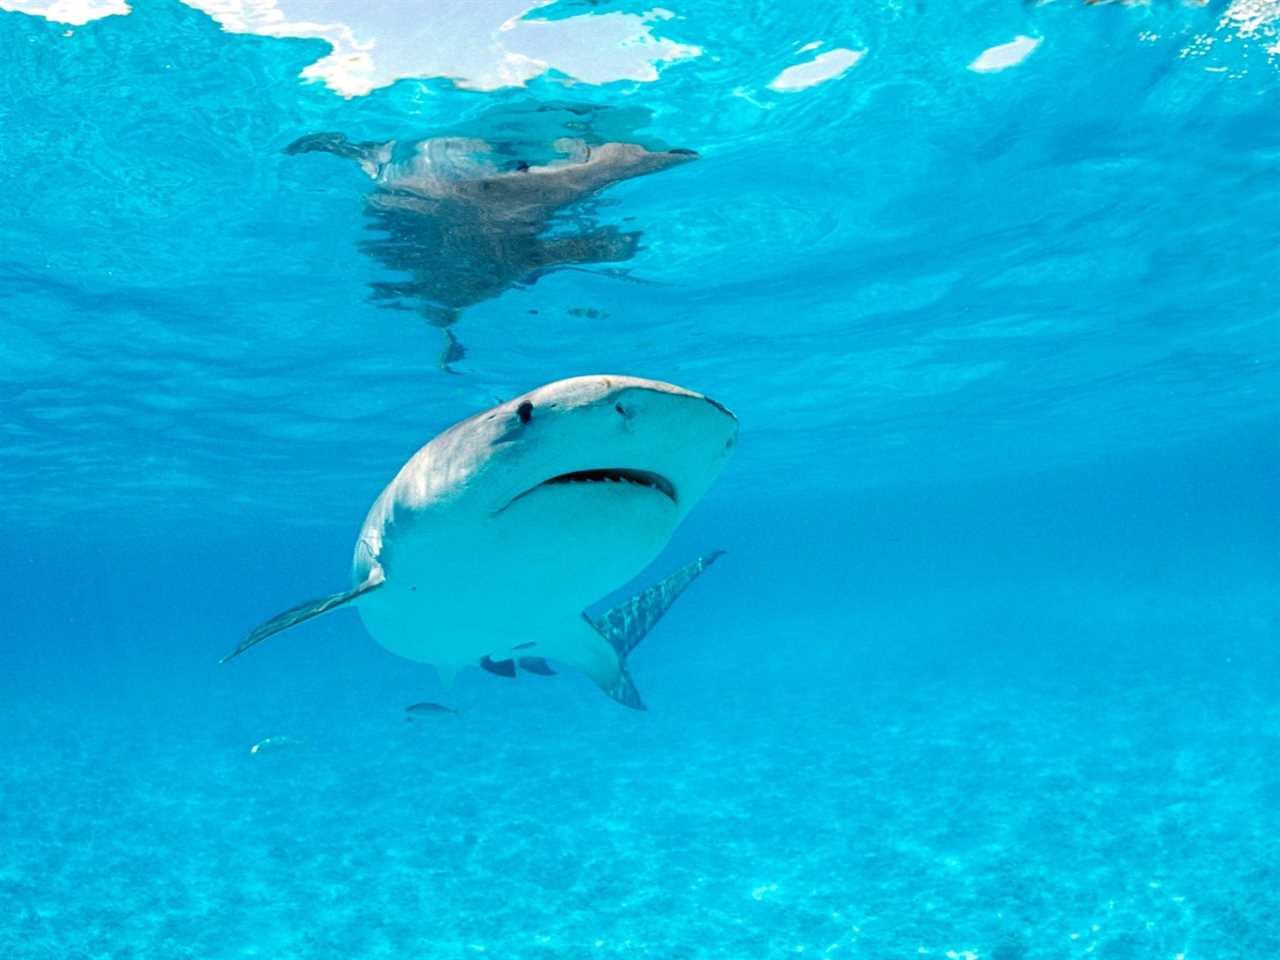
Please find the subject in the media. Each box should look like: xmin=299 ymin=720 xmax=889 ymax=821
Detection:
xmin=477 ymin=655 xmax=557 ymax=678
xmin=584 ymin=551 xmax=725 ymax=710
xmin=220 ymin=568 xmax=385 ymax=664
xmin=518 ymin=656 xmax=557 ymax=676
xmin=479 ymin=655 xmax=517 ymax=678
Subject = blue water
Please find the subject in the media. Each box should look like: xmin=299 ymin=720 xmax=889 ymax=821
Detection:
xmin=2 ymin=1 xmax=1279 ymax=957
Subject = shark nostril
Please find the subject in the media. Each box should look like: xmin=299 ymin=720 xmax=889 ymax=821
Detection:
xmin=615 ymin=402 xmax=628 ymax=417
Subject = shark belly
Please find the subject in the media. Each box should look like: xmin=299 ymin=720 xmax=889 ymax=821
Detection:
xmin=357 ymin=482 xmax=679 ymax=682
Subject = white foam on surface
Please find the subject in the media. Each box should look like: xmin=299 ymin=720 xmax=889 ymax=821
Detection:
xmin=1222 ymin=0 xmax=1280 ymax=36
xmin=1222 ymin=0 xmax=1280 ymax=51
xmin=968 ymin=35 xmax=1041 ymax=73
xmin=179 ymin=1 xmax=700 ymax=95
xmin=768 ymin=47 xmax=864 ymax=92
xmin=0 ymin=0 xmax=128 ymax=24
xmin=1 ymin=0 xmax=700 ymax=95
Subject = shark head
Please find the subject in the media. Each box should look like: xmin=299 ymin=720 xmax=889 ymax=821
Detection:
xmin=567 ymin=141 xmax=699 ymax=181
xmin=477 ymin=375 xmax=736 ymax=520
xmin=355 ymin=375 xmax=735 ymax=599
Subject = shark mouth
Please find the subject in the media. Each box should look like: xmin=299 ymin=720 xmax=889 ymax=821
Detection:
xmin=545 ymin=468 xmax=676 ymax=502
xmin=501 ymin=467 xmax=676 ymax=512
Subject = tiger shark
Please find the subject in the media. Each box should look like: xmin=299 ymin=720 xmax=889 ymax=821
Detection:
xmin=222 ymin=375 xmax=737 ymax=709
xmin=285 ymin=133 xmax=698 ymax=368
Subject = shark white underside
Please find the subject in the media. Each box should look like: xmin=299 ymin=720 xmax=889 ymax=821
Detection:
xmin=222 ymin=375 xmax=737 ymax=709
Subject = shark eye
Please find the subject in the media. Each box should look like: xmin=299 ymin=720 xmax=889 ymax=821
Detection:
xmin=517 ymin=401 xmax=533 ymax=424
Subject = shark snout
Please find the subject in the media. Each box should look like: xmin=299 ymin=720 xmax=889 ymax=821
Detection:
xmin=482 ymin=375 xmax=735 ymax=519
xmin=614 ymin=385 xmax=737 ymax=466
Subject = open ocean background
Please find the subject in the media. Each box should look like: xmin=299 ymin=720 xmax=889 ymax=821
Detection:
xmin=2 ymin=1 xmax=1278 ymax=957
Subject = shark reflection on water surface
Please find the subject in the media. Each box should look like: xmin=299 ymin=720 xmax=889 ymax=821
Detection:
xmin=286 ymin=124 xmax=697 ymax=368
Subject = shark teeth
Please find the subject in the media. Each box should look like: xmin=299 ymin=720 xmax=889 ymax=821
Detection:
xmin=543 ymin=468 xmax=677 ymax=503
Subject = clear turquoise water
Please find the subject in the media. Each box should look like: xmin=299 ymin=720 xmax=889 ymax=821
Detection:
xmin=2 ymin=1 xmax=1279 ymax=957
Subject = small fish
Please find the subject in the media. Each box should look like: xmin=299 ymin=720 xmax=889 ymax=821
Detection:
xmin=405 ymin=702 xmax=459 ymax=717
xmin=249 ymin=735 xmax=303 ymax=754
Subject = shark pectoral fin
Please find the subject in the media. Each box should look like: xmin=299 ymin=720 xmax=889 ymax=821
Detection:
xmin=584 ymin=551 xmax=725 ymax=710
xmin=220 ymin=569 xmax=384 ymax=664
xmin=283 ymin=132 xmax=392 ymax=178
xmin=517 ymin=656 xmax=556 ymax=676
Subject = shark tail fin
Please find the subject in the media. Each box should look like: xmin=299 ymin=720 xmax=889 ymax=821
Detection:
xmin=584 ymin=551 xmax=725 ymax=710
xmin=220 ymin=569 xmax=384 ymax=664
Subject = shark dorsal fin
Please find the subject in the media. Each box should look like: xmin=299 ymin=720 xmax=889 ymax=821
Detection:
xmin=586 ymin=551 xmax=724 ymax=661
